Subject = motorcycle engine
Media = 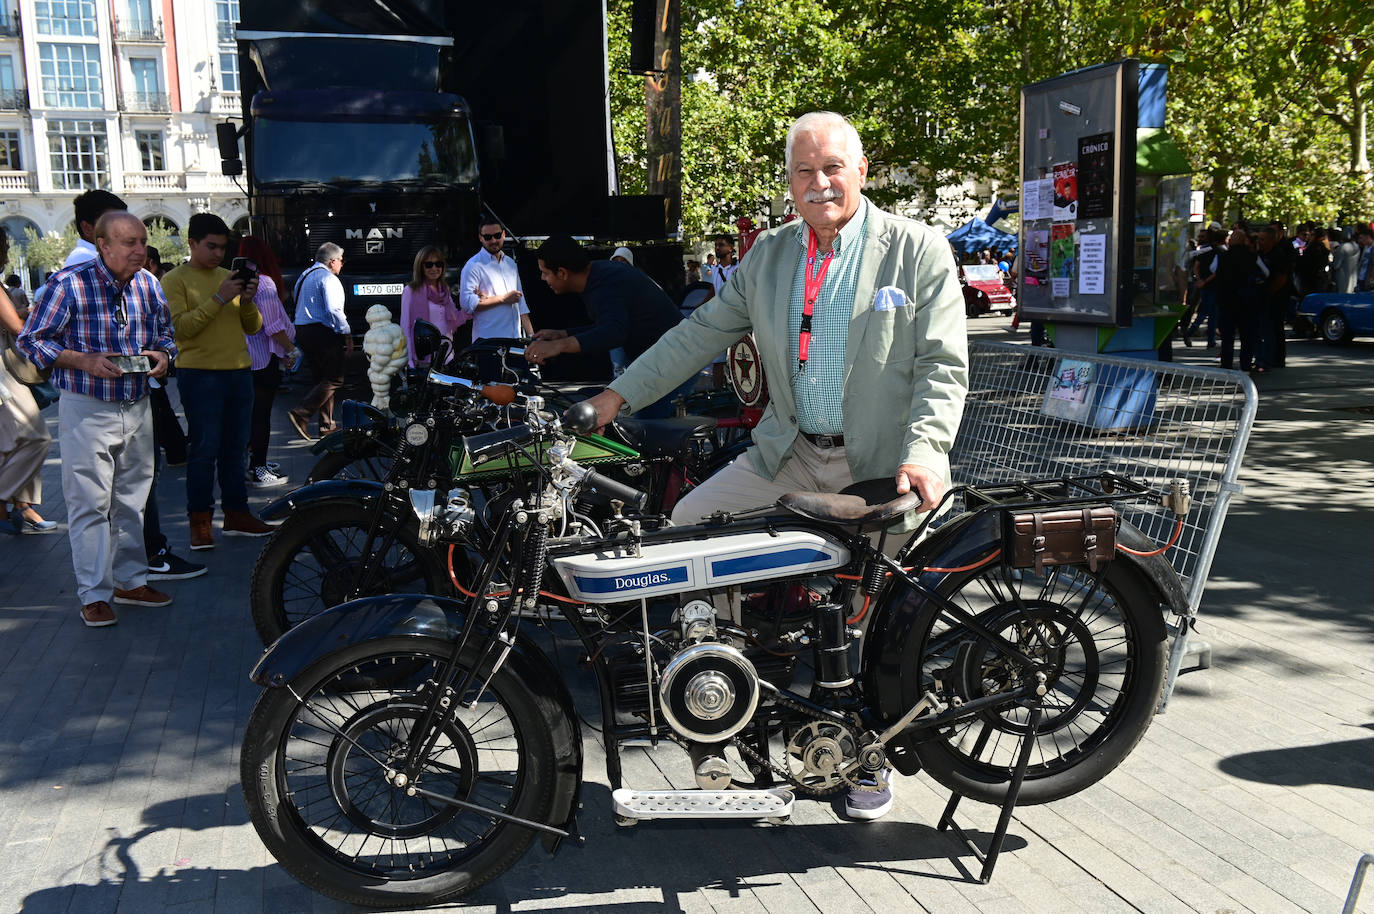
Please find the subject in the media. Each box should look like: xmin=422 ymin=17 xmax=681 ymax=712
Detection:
xmin=605 ymin=600 xmax=795 ymax=742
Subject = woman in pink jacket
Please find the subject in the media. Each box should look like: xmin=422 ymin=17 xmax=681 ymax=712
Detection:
xmin=400 ymin=246 xmax=469 ymax=367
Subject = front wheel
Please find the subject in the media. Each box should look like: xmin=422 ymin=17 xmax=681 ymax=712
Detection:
xmin=249 ymin=501 xmax=450 ymax=645
xmin=308 ymin=445 xmax=397 ymax=483
xmin=911 ymin=560 xmax=1166 ymax=805
xmin=241 ymin=636 xmax=558 ymax=907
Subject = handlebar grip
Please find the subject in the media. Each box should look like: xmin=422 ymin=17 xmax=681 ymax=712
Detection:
xmin=481 ymin=384 xmax=518 ymax=406
xmin=582 ymin=469 xmax=649 ymax=513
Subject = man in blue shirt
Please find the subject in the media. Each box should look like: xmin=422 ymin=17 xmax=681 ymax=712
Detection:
xmin=288 ymin=242 xmax=352 ymax=439
xmin=527 ymin=236 xmax=693 ymax=418
xmin=20 ymin=212 xmax=179 ymax=627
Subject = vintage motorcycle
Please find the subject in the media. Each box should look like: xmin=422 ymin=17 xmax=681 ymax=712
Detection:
xmin=249 ymin=328 xmax=734 ymax=646
xmin=240 ymin=396 xmax=1191 ymax=907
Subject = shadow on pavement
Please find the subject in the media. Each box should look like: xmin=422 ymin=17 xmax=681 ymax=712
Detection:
xmin=1217 ymin=724 xmax=1374 ymax=792
xmin=21 ymin=783 xmax=1027 ymax=912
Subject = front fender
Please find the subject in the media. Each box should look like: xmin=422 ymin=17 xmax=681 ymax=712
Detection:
xmin=260 ymin=477 xmax=385 ymax=520
xmin=865 ymin=511 xmax=1179 ymax=777
xmin=251 ymin=593 xmax=584 ymax=850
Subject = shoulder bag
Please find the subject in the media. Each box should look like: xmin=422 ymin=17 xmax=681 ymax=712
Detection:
xmin=1 ymin=326 xmax=49 ymax=386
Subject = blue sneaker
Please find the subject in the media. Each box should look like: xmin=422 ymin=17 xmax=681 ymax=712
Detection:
xmin=844 ymin=772 xmax=894 ymax=821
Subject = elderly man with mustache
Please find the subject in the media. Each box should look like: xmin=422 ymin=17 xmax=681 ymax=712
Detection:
xmin=580 ymin=111 xmax=969 ymax=820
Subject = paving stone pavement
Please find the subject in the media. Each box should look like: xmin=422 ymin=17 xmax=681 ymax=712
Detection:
xmin=1 ymin=329 xmax=1371 ymax=914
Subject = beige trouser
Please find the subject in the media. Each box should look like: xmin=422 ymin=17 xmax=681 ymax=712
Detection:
xmin=0 ymin=373 xmax=50 ymax=504
xmin=59 ymin=391 xmax=154 ymax=604
xmin=669 ymin=439 xmax=908 ymax=624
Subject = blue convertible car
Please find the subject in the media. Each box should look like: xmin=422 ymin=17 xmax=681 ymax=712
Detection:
xmin=1297 ymin=292 xmax=1374 ymax=343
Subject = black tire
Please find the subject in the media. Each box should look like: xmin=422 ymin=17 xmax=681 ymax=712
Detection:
xmin=241 ymin=636 xmax=557 ymax=907
xmin=911 ymin=560 xmax=1166 ymax=805
xmin=308 ymin=446 xmax=396 ymax=483
xmin=1320 ymin=309 xmax=1353 ymax=344
xmin=250 ymin=501 xmax=450 ymax=646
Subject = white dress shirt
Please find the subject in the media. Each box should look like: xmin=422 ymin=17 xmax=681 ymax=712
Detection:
xmin=459 ymin=249 xmax=528 ymax=340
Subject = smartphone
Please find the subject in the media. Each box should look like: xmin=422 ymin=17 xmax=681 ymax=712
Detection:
xmin=230 ymin=257 xmax=258 ymax=282
xmin=109 ymin=354 xmax=152 ymax=374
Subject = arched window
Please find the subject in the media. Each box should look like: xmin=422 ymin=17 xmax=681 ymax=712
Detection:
xmin=1 ymin=216 xmax=46 ymax=290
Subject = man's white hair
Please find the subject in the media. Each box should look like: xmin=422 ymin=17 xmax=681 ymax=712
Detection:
xmin=785 ymin=111 xmax=864 ymax=171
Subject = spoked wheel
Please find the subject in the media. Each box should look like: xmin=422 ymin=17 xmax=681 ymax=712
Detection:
xmin=308 ymin=446 xmax=397 ymax=483
xmin=249 ymin=501 xmax=449 ymax=645
xmin=241 ymin=636 xmax=556 ymax=907
xmin=912 ymin=560 xmax=1166 ymax=805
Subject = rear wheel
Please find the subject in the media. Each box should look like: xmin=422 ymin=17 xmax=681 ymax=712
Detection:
xmin=250 ymin=501 xmax=449 ymax=645
xmin=1320 ymin=309 xmax=1353 ymax=344
xmin=911 ymin=560 xmax=1166 ymax=805
xmin=241 ymin=636 xmax=556 ymax=907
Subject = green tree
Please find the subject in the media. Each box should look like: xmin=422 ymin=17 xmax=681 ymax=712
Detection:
xmin=21 ymin=226 xmax=80 ymax=273
xmin=145 ymin=217 xmax=188 ymax=267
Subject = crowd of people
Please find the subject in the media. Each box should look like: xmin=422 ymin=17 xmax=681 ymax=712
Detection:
xmin=1178 ymin=219 xmax=1373 ymax=372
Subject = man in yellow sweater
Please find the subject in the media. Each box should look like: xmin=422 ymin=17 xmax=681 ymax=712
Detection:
xmin=161 ymin=213 xmax=275 ymax=549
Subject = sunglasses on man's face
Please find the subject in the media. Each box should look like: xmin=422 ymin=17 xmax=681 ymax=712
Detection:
xmin=112 ymin=290 xmax=127 ymax=327
xmin=423 ymin=261 xmax=444 ymax=269
xmin=481 ymin=232 xmax=503 ymax=241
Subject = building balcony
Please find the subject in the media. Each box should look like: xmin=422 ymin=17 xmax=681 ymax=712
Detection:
xmin=0 ymin=171 xmax=36 ymax=192
xmin=0 ymin=88 xmax=27 ymax=111
xmin=187 ymin=171 xmax=245 ymax=195
xmin=120 ymin=92 xmax=170 ymax=113
xmin=116 ymin=19 xmax=163 ymax=42
xmin=211 ymin=92 xmax=241 ymax=116
xmin=123 ymin=171 xmax=186 ymax=192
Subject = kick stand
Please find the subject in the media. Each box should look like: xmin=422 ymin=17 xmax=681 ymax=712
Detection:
xmin=936 ymin=702 xmax=1042 ymax=884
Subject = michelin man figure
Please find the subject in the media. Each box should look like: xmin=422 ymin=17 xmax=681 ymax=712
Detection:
xmin=362 ymin=304 xmax=408 ymax=411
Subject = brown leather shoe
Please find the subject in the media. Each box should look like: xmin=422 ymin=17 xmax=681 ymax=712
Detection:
xmin=223 ymin=510 xmax=277 ymax=537
xmin=81 ymin=601 xmax=117 ymax=627
xmin=190 ymin=510 xmax=215 ymax=550
xmin=113 ymin=585 xmax=173 ymax=607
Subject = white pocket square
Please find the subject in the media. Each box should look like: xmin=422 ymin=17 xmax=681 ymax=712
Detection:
xmin=873 ymin=286 xmax=908 ymax=311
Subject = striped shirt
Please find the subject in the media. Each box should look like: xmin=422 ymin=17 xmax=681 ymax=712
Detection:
xmin=787 ymin=198 xmax=869 ymax=435
xmin=18 ymin=257 xmax=176 ymax=402
xmin=245 ymin=274 xmax=295 ymax=370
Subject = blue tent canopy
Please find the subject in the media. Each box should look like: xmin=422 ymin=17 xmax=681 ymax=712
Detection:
xmin=946 ymin=219 xmax=1017 ymax=255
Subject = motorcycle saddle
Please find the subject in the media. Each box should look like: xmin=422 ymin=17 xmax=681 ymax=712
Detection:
xmin=778 ymin=478 xmax=921 ymax=527
xmin=611 ymin=415 xmax=718 ymax=458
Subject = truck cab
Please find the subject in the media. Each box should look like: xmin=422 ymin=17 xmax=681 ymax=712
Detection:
xmin=248 ymin=89 xmax=480 ymax=330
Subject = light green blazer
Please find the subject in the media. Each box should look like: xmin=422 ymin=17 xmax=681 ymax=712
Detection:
xmin=611 ymin=197 xmax=969 ymax=501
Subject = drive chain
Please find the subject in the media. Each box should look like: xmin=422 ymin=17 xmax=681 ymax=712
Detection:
xmin=731 ymin=690 xmax=880 ymax=797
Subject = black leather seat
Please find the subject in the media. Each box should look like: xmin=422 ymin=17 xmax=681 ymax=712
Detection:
xmin=610 ymin=415 xmax=718 ymax=458
xmin=778 ymin=478 xmax=921 ymax=527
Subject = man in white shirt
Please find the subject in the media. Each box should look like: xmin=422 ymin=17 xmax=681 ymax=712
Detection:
xmin=288 ymin=242 xmax=351 ymax=439
xmin=459 ymin=221 xmax=532 ymax=342
xmin=711 ymin=234 xmax=739 ymax=294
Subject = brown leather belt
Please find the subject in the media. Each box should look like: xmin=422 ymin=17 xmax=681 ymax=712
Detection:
xmin=799 ymin=431 xmax=845 ymax=448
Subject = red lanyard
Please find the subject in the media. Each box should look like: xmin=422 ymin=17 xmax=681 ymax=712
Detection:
xmin=798 ymin=229 xmax=833 ymax=368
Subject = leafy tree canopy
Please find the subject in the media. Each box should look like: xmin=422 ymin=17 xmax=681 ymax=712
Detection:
xmin=608 ymin=0 xmax=1374 ymax=239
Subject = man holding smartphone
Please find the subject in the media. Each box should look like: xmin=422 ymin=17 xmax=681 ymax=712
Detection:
xmin=18 ymin=212 xmax=178 ymax=627
xmin=161 ymin=214 xmax=276 ymax=550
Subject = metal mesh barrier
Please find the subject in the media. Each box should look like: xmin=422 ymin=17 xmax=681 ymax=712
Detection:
xmin=949 ymin=341 xmax=1258 ymax=707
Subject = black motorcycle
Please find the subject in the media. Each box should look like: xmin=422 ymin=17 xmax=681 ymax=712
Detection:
xmin=240 ymin=398 xmax=1190 ymax=907
xmin=250 ymin=327 xmax=733 ymax=645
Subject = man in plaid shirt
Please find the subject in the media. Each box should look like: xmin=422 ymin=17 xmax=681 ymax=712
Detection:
xmin=18 ymin=212 xmax=179 ymax=628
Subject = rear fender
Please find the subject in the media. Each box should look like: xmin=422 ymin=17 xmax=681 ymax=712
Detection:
xmin=251 ymin=593 xmax=584 ymax=850
xmin=260 ymin=478 xmax=385 ymax=520
xmin=864 ymin=512 xmax=1179 ymax=777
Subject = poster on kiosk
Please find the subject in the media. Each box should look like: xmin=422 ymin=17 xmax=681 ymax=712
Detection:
xmin=1018 ymin=60 xmax=1137 ymax=327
